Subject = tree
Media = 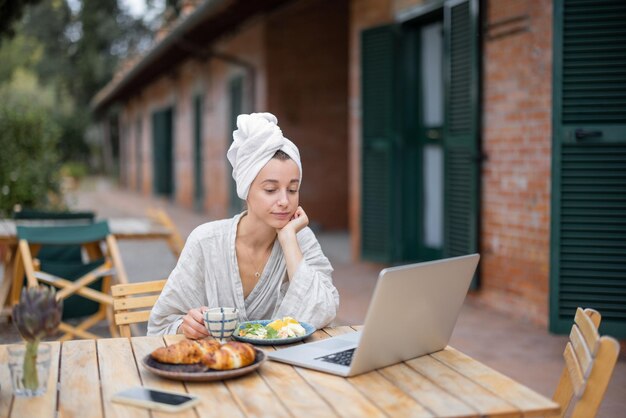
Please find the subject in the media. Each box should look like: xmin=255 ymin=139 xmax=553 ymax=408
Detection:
xmin=1 ymin=0 xmax=153 ymax=164
xmin=0 ymin=0 xmax=42 ymax=38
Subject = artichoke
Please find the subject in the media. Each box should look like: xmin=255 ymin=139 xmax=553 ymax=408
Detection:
xmin=12 ymin=286 xmax=63 ymax=392
xmin=13 ymin=286 xmax=62 ymax=341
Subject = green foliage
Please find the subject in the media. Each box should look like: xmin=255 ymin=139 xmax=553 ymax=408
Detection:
xmin=0 ymin=0 xmax=42 ymax=38
xmin=0 ymin=83 xmax=63 ymax=216
xmin=0 ymin=34 xmax=43 ymax=82
xmin=61 ymin=161 xmax=88 ymax=180
xmin=1 ymin=0 xmax=154 ymax=171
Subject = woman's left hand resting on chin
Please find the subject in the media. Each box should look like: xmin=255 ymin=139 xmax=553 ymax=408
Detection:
xmin=277 ymin=206 xmax=308 ymax=279
xmin=277 ymin=206 xmax=309 ymax=239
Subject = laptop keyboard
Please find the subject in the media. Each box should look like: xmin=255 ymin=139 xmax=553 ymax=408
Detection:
xmin=316 ymin=348 xmax=355 ymax=366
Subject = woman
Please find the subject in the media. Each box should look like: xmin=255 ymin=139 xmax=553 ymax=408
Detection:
xmin=148 ymin=112 xmax=340 ymax=338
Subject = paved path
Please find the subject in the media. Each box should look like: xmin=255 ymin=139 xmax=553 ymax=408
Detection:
xmin=1 ymin=177 xmax=623 ymax=416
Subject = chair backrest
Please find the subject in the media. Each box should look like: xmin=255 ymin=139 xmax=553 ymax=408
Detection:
xmin=14 ymin=209 xmax=96 ymax=263
xmin=16 ymin=221 xmax=113 ymax=319
xmin=111 ymin=280 xmax=167 ymax=337
xmin=553 ymin=307 xmax=620 ymax=418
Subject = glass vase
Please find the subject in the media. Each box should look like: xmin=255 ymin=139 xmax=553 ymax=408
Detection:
xmin=8 ymin=342 xmax=51 ymax=397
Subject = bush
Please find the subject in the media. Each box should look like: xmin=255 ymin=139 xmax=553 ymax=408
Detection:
xmin=0 ymin=95 xmax=63 ymax=216
xmin=61 ymin=161 xmax=88 ymax=181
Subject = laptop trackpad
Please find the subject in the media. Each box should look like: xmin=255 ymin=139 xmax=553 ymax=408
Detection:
xmin=313 ymin=338 xmax=356 ymax=352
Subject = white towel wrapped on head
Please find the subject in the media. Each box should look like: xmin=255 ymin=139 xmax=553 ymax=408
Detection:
xmin=227 ymin=112 xmax=302 ymax=200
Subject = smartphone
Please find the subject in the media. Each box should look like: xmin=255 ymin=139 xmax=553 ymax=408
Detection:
xmin=111 ymin=387 xmax=200 ymax=412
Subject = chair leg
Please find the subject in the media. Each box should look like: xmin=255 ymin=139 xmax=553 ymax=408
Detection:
xmin=106 ymin=306 xmax=119 ymax=338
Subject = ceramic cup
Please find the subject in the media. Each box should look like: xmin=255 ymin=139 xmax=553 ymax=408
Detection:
xmin=203 ymin=307 xmax=238 ymax=343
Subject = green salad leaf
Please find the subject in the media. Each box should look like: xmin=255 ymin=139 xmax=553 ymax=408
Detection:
xmin=238 ymin=322 xmax=281 ymax=339
xmin=265 ymin=326 xmax=279 ymax=339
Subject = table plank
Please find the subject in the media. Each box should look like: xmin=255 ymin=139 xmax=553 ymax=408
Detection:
xmin=379 ymin=362 xmax=478 ymax=417
xmin=224 ymin=361 xmax=291 ymax=418
xmin=131 ymin=336 xmax=196 ymax=418
xmin=10 ymin=342 xmax=60 ymax=418
xmin=259 ymin=346 xmax=338 ymax=417
xmin=292 ymin=328 xmax=387 ymax=418
xmin=323 ymin=327 xmax=433 ymax=418
xmin=432 ymin=347 xmax=560 ymax=417
xmin=107 ymin=219 xmax=171 ymax=239
xmin=405 ymin=355 xmax=519 ymax=417
xmin=58 ymin=340 xmax=103 ymax=418
xmin=163 ymin=335 xmax=245 ymax=418
xmin=97 ymin=338 xmax=150 ymax=418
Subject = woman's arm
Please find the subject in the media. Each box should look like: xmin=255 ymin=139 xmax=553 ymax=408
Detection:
xmin=275 ymin=213 xmax=340 ymax=329
xmin=276 ymin=206 xmax=308 ymax=279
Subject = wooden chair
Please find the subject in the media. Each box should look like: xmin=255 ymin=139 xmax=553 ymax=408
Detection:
xmin=552 ymin=307 xmax=620 ymax=417
xmin=17 ymin=221 xmax=128 ymax=340
xmin=147 ymin=208 xmax=184 ymax=258
xmin=111 ymin=279 xmax=167 ymax=337
xmin=10 ymin=209 xmax=96 ymax=306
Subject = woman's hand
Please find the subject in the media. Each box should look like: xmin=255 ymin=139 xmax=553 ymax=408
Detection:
xmin=277 ymin=206 xmax=309 ymax=240
xmin=178 ymin=307 xmax=210 ymax=340
xmin=276 ymin=206 xmax=307 ymax=279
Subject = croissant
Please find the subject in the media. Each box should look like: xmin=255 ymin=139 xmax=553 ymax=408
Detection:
xmin=151 ymin=339 xmax=221 ymax=364
xmin=201 ymin=341 xmax=256 ymax=370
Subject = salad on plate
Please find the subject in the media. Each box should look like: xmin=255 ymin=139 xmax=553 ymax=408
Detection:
xmin=237 ymin=317 xmax=306 ymax=340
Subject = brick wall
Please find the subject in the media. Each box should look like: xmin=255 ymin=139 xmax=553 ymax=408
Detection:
xmin=266 ymin=0 xmax=350 ymax=230
xmin=479 ymin=0 xmax=553 ymax=325
xmin=348 ymin=0 xmax=554 ymax=325
xmin=118 ymin=0 xmax=349 ymax=230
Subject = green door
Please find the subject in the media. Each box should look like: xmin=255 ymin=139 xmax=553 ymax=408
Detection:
xmin=360 ymin=25 xmax=401 ymax=262
xmin=402 ymin=13 xmax=446 ymax=262
xmin=151 ymin=107 xmax=174 ymax=197
xmin=550 ymin=0 xmax=626 ymax=337
xmin=361 ymin=0 xmax=480 ymax=266
xmin=228 ymin=76 xmax=245 ymax=216
xmin=135 ymin=118 xmax=142 ymax=191
xmin=193 ymin=95 xmax=204 ymax=212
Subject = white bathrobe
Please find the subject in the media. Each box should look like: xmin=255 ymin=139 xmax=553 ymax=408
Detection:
xmin=147 ymin=212 xmax=340 ymax=335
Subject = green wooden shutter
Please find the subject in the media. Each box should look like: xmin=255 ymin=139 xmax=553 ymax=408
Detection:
xmin=550 ymin=0 xmax=626 ymax=337
xmin=228 ymin=76 xmax=244 ymax=216
xmin=193 ymin=95 xmax=204 ymax=211
xmin=361 ymin=25 xmax=401 ymax=262
xmin=151 ymin=108 xmax=174 ymax=197
xmin=135 ymin=118 xmax=142 ymax=191
xmin=443 ymin=0 xmax=480 ymax=271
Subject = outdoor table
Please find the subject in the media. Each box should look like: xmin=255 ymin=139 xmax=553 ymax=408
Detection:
xmin=0 ymin=217 xmax=176 ymax=318
xmin=0 ymin=327 xmax=560 ymax=417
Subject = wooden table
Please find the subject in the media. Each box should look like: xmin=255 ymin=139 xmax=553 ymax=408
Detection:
xmin=0 ymin=328 xmax=560 ymax=418
xmin=0 ymin=217 xmax=177 ymax=317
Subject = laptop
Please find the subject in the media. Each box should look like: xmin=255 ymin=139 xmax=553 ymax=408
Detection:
xmin=268 ymin=253 xmax=480 ymax=376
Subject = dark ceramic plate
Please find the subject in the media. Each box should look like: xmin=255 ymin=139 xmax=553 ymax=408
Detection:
xmin=142 ymin=348 xmax=266 ymax=381
xmin=232 ymin=320 xmax=315 ymax=346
